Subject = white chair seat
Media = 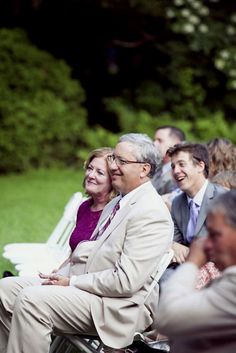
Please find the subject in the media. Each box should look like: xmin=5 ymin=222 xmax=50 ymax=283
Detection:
xmin=3 ymin=192 xmax=85 ymax=276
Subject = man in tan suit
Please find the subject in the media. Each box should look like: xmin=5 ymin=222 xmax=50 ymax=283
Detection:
xmin=0 ymin=133 xmax=173 ymax=353
xmin=158 ymin=190 xmax=236 ymax=353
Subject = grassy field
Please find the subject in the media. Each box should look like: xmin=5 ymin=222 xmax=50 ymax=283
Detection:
xmin=0 ymin=168 xmax=84 ymax=276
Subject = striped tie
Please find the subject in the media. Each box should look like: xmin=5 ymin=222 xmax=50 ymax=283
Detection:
xmin=186 ymin=200 xmax=199 ymax=243
xmin=92 ymin=201 xmax=120 ymax=240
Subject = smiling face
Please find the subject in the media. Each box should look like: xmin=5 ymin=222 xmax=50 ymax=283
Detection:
xmin=204 ymin=212 xmax=236 ymax=271
xmin=108 ymin=141 xmax=151 ymax=195
xmin=84 ymin=157 xmax=112 ymax=198
xmin=171 ymin=151 xmax=206 ymax=198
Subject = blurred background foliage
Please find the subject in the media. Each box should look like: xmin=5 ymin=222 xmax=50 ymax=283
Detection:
xmin=0 ymin=0 xmax=236 ymax=173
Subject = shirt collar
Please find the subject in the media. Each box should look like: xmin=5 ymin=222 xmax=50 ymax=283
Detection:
xmin=119 ymin=181 xmax=151 ymax=209
xmin=187 ymin=179 xmax=209 ymax=207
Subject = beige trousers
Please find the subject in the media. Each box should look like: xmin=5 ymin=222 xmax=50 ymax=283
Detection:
xmin=0 ymin=276 xmax=98 ymax=353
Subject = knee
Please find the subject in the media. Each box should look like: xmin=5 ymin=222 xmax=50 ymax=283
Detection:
xmin=0 ymin=277 xmax=15 ymax=291
xmin=14 ymin=286 xmax=47 ymax=317
xmin=0 ymin=277 xmax=17 ymax=301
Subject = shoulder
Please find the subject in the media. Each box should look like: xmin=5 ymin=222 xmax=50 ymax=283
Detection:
xmin=77 ymin=198 xmax=92 ymax=214
xmin=206 ymin=182 xmax=226 ymax=198
xmin=172 ymin=192 xmax=187 ymax=209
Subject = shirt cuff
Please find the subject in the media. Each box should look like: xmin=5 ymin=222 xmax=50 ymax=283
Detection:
xmin=69 ymin=275 xmax=77 ymax=286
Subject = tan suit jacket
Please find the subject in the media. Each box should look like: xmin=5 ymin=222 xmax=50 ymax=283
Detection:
xmin=158 ymin=263 xmax=236 ymax=353
xmin=62 ymin=181 xmax=173 ymax=348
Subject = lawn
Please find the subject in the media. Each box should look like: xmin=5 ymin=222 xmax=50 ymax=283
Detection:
xmin=0 ymin=168 xmax=84 ymax=276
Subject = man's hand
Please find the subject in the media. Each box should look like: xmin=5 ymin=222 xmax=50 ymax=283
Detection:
xmin=39 ymin=272 xmax=70 ymax=286
xmin=186 ymin=237 xmax=208 ymax=268
xmin=172 ymin=242 xmax=190 ymax=264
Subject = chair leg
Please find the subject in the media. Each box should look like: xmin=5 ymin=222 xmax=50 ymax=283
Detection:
xmin=50 ymin=336 xmax=68 ymax=353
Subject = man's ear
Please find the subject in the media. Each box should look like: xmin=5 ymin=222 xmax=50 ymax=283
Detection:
xmin=140 ymin=163 xmax=151 ymax=178
xmin=198 ymin=161 xmax=205 ymax=173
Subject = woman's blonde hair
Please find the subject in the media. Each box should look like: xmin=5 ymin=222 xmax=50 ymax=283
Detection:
xmin=83 ymin=147 xmax=117 ymax=200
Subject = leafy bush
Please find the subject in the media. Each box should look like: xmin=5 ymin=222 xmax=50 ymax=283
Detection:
xmin=0 ymin=28 xmax=88 ymax=172
xmin=105 ymin=97 xmax=236 ymax=144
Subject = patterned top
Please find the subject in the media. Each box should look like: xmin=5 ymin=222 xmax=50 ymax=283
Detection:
xmin=69 ymin=198 xmax=103 ymax=251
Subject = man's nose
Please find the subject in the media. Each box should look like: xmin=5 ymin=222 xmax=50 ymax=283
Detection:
xmin=204 ymin=237 xmax=212 ymax=251
xmin=109 ymin=160 xmax=118 ymax=171
xmin=172 ymin=165 xmax=180 ymax=174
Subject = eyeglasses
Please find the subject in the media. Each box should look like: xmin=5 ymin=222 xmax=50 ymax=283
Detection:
xmin=106 ymin=154 xmax=147 ymax=166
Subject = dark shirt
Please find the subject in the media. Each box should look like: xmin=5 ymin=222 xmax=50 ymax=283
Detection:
xmin=69 ymin=198 xmax=102 ymax=251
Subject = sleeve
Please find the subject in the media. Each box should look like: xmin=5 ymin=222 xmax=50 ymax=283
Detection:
xmin=157 ymin=263 xmax=236 ymax=336
xmin=71 ymin=204 xmax=173 ymax=298
xmin=171 ymin=199 xmax=185 ymax=244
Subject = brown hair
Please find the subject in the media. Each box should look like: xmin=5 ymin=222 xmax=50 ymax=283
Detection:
xmin=207 ymin=138 xmax=236 ymax=178
xmin=211 ymin=171 xmax=236 ymax=190
xmin=167 ymin=142 xmax=209 ymax=178
xmin=83 ymin=147 xmax=117 ymax=200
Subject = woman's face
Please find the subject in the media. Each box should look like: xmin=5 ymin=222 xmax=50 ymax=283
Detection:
xmin=84 ymin=156 xmax=112 ymax=198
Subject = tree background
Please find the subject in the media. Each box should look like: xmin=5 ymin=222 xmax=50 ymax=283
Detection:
xmin=0 ymin=0 xmax=236 ymax=172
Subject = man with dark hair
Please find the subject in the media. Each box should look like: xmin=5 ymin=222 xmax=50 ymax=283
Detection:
xmin=152 ymin=125 xmax=185 ymax=195
xmin=167 ymin=142 xmax=225 ymax=264
xmin=158 ymin=190 xmax=236 ymax=353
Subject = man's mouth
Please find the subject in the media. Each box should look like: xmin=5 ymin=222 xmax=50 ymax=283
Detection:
xmin=111 ymin=173 xmax=121 ymax=179
xmin=175 ymin=175 xmax=185 ymax=182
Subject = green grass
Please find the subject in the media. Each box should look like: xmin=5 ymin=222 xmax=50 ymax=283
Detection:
xmin=0 ymin=168 xmax=84 ymax=276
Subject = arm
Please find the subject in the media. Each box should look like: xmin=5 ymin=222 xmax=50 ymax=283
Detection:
xmin=158 ymin=239 xmax=236 ymax=336
xmin=71 ymin=201 xmax=173 ymax=298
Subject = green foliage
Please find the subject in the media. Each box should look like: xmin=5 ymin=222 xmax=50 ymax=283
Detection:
xmin=0 ymin=168 xmax=84 ymax=275
xmin=77 ymin=126 xmax=119 ymax=162
xmin=101 ymin=0 xmax=236 ymax=144
xmin=0 ymin=28 xmax=88 ymax=172
xmin=105 ymin=97 xmax=236 ymax=144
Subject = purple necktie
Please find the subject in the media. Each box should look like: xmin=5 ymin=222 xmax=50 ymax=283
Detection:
xmin=92 ymin=201 xmax=120 ymax=240
xmin=186 ymin=200 xmax=199 ymax=243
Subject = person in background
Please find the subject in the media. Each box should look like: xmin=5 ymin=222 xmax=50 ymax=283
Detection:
xmin=211 ymin=170 xmax=236 ymax=190
xmin=158 ymin=190 xmax=236 ymax=353
xmin=152 ymin=125 xmax=185 ymax=195
xmin=207 ymin=137 xmax=236 ymax=179
xmin=0 ymin=133 xmax=173 ymax=353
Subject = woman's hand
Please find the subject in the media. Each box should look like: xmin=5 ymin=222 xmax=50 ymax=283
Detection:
xmin=186 ymin=237 xmax=208 ymax=268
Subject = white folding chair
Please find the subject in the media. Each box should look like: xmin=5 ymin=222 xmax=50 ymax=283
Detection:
xmin=49 ymin=249 xmax=174 ymax=353
xmin=3 ymin=192 xmax=84 ymax=275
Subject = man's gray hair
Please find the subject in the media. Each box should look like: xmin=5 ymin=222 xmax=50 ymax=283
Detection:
xmin=208 ymin=190 xmax=236 ymax=229
xmin=118 ymin=133 xmax=162 ymax=178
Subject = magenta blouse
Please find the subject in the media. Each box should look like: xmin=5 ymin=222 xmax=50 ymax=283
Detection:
xmin=69 ymin=198 xmax=103 ymax=251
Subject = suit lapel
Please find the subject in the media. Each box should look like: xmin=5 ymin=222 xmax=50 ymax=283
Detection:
xmin=85 ymin=182 xmax=152 ymax=271
xmin=182 ymin=194 xmax=190 ymax=236
xmin=85 ymin=201 xmax=134 ymax=271
xmin=195 ymin=182 xmax=214 ymax=235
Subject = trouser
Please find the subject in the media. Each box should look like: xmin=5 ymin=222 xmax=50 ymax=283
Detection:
xmin=0 ymin=276 xmax=97 ymax=353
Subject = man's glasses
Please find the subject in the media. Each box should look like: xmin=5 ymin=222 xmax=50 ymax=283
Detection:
xmin=106 ymin=154 xmax=147 ymax=166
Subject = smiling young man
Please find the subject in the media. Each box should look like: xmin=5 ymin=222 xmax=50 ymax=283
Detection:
xmin=158 ymin=190 xmax=236 ymax=353
xmin=167 ymin=143 xmax=225 ymax=264
xmin=0 ymin=133 xmax=173 ymax=353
